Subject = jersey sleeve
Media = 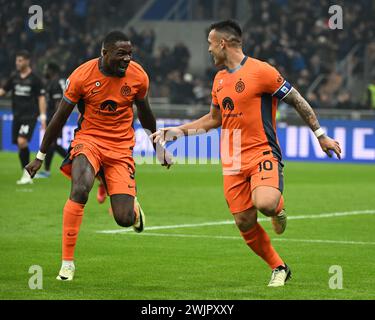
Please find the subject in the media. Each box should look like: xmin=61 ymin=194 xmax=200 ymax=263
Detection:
xmin=135 ymin=70 xmax=149 ymax=100
xmin=211 ymin=76 xmax=219 ymax=109
xmin=258 ymin=62 xmax=293 ymax=100
xmin=63 ymin=69 xmax=83 ymax=105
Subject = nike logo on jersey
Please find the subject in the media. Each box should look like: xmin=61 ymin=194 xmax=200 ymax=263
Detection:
xmin=261 ymin=177 xmax=272 ymax=180
xmin=216 ymin=87 xmax=223 ymax=92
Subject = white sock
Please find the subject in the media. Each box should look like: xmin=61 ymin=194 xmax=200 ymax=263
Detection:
xmin=62 ymin=260 xmax=75 ymax=269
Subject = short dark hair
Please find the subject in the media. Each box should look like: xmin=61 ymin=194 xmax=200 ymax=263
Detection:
xmin=16 ymin=50 xmax=31 ymax=60
xmin=102 ymin=31 xmax=130 ymax=49
xmin=209 ymin=20 xmax=242 ymax=38
xmin=46 ymin=62 xmax=60 ymax=74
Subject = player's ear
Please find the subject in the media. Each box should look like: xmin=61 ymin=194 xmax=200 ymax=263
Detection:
xmin=220 ymin=38 xmax=226 ymax=49
xmin=101 ymin=47 xmax=107 ymax=57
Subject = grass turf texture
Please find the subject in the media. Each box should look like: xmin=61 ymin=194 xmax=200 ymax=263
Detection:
xmin=0 ymin=151 xmax=374 ymax=300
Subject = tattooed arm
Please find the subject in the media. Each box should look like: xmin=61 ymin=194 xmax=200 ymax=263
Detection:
xmin=283 ymin=89 xmax=321 ymax=131
xmin=283 ymin=88 xmax=342 ymax=159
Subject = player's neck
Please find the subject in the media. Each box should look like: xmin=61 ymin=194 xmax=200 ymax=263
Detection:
xmin=225 ymin=51 xmax=246 ymax=70
xmin=19 ymin=67 xmax=31 ymax=78
xmin=99 ymin=57 xmax=125 ymax=77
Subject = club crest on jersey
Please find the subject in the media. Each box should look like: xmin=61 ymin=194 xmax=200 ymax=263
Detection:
xmin=121 ymin=85 xmax=131 ymax=96
xmin=222 ymin=97 xmax=235 ymax=111
xmin=235 ymin=80 xmax=245 ymax=93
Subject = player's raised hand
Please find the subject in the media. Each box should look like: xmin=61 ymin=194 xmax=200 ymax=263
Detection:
xmin=318 ymin=135 xmax=342 ymax=159
xmin=25 ymin=159 xmax=43 ymax=178
xmin=150 ymin=127 xmax=184 ymax=146
xmin=155 ymin=143 xmax=174 ymax=169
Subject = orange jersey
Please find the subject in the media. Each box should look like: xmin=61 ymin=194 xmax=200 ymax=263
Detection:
xmin=63 ymin=58 xmax=149 ymax=153
xmin=211 ymin=56 xmax=293 ymax=172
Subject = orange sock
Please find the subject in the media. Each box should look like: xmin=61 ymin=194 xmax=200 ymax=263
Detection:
xmin=62 ymin=199 xmax=85 ymax=261
xmin=240 ymin=223 xmax=284 ymax=269
xmin=276 ymin=195 xmax=284 ymax=215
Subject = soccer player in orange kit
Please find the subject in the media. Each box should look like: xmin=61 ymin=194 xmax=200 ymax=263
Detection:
xmin=26 ymin=31 xmax=172 ymax=281
xmin=151 ymin=20 xmax=341 ymax=287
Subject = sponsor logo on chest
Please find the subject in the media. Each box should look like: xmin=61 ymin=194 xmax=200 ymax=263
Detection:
xmin=14 ymin=84 xmax=31 ymax=96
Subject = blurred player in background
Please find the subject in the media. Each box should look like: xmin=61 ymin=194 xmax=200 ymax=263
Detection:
xmin=26 ymin=31 xmax=172 ymax=281
xmin=0 ymin=50 xmax=47 ymax=184
xmin=35 ymin=62 xmax=68 ymax=178
xmin=151 ymin=20 xmax=342 ymax=287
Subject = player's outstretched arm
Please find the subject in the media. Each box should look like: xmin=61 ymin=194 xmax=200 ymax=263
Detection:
xmin=283 ymin=88 xmax=341 ymax=159
xmin=150 ymin=104 xmax=222 ymax=145
xmin=135 ymin=95 xmax=173 ymax=168
xmin=25 ymin=99 xmax=74 ymax=177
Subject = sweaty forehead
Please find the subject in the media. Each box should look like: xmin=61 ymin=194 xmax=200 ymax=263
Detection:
xmin=112 ymin=40 xmax=132 ymax=51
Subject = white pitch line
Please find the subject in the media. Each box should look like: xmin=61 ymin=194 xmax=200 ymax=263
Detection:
xmin=97 ymin=209 xmax=375 ymax=234
xmin=121 ymin=232 xmax=375 ymax=246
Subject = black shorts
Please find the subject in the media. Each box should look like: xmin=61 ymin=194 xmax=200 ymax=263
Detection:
xmin=12 ymin=117 xmax=37 ymax=144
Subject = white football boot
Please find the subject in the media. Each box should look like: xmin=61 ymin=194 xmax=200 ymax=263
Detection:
xmin=16 ymin=169 xmax=33 ymax=185
xmin=56 ymin=264 xmax=75 ymax=281
xmin=268 ymin=264 xmax=292 ymax=287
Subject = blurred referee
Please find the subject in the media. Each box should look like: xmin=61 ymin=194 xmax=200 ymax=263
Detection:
xmin=0 ymin=50 xmax=47 ymax=184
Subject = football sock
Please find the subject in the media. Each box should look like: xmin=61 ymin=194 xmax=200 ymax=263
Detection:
xmin=19 ymin=146 xmax=30 ymax=169
xmin=62 ymin=199 xmax=85 ymax=261
xmin=240 ymin=223 xmax=284 ymax=269
xmin=276 ymin=195 xmax=284 ymax=215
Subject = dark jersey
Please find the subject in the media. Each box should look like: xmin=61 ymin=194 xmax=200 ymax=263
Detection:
xmin=46 ymin=78 xmax=65 ymax=121
xmin=3 ymin=71 xmax=45 ymax=120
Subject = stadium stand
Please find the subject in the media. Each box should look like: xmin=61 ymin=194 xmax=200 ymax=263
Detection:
xmin=0 ymin=0 xmax=374 ymax=111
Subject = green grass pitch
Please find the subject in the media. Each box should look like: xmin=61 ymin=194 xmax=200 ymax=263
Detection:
xmin=0 ymin=151 xmax=374 ymax=300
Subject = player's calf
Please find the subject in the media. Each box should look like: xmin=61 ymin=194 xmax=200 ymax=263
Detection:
xmin=233 ymin=207 xmax=257 ymax=232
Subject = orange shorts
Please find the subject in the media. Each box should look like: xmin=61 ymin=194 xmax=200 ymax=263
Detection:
xmin=223 ymin=156 xmax=284 ymax=214
xmin=60 ymin=138 xmax=136 ymax=197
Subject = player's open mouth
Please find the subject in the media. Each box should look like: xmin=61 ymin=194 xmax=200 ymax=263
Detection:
xmin=119 ymin=63 xmax=129 ymax=71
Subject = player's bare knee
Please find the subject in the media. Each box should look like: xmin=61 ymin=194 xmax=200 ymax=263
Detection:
xmin=70 ymin=185 xmax=91 ymax=204
xmin=256 ymin=200 xmax=278 ymax=217
xmin=17 ymin=138 xmax=28 ymax=149
xmin=113 ymin=207 xmax=134 ymax=227
xmin=234 ymin=213 xmax=257 ymax=232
